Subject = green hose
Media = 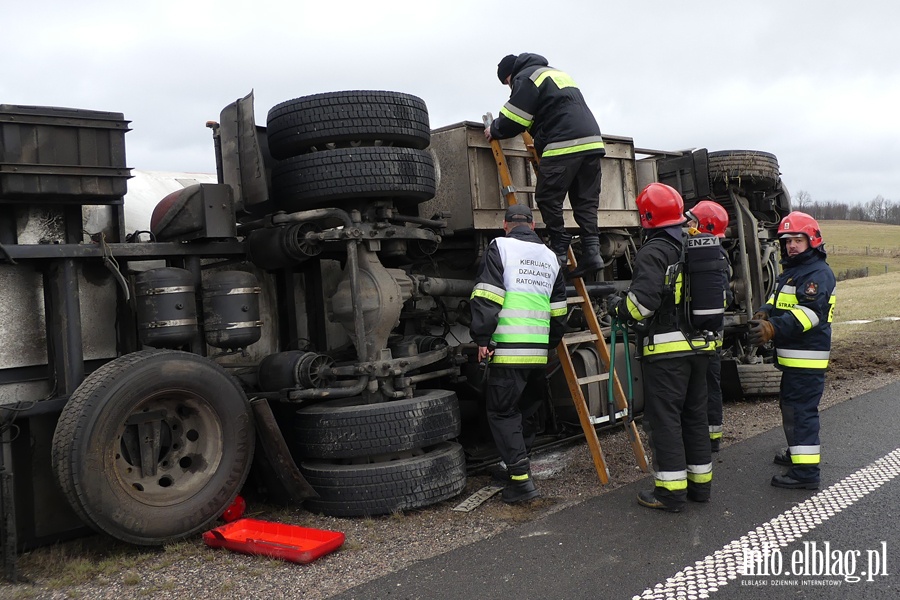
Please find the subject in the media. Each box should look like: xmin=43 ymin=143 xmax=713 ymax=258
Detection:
xmin=607 ymin=316 xmax=634 ymax=425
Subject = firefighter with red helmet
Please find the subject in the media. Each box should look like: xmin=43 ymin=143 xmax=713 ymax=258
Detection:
xmin=608 ymin=183 xmax=719 ymax=512
xmin=749 ymin=211 xmax=836 ymax=489
xmin=685 ymin=200 xmax=732 ymax=452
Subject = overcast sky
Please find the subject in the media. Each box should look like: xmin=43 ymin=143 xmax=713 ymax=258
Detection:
xmin=3 ymin=1 xmax=897 ymax=206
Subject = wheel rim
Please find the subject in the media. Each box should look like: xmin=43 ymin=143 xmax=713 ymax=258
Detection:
xmin=115 ymin=388 xmax=224 ymax=506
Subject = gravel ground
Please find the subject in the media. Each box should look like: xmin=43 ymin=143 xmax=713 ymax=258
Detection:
xmin=5 ymin=325 xmax=900 ymax=600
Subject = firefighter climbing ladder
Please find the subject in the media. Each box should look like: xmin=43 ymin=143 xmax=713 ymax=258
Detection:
xmin=483 ymin=115 xmax=649 ymax=484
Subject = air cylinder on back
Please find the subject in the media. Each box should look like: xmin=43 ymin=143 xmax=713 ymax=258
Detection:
xmin=202 ymin=271 xmax=262 ymax=349
xmin=134 ymin=267 xmax=198 ymax=348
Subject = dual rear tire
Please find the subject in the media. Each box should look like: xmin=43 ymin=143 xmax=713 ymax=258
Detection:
xmin=267 ymin=91 xmax=437 ymax=212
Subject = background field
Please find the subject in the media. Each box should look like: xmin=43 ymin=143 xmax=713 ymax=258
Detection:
xmin=831 ymin=271 xmax=900 ymax=323
xmin=819 ymin=220 xmax=900 ymax=278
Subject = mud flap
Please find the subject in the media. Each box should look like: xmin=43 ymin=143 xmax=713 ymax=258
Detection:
xmin=250 ymin=398 xmax=318 ymax=502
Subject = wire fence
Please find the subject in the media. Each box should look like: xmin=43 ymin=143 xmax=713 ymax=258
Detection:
xmin=829 ymin=245 xmax=900 ymax=257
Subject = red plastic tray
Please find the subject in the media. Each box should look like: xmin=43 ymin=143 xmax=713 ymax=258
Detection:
xmin=202 ymin=518 xmax=345 ymax=564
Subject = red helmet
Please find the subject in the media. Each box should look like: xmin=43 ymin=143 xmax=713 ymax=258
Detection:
xmin=778 ymin=211 xmax=823 ymax=248
xmin=687 ymin=200 xmax=729 ymax=238
xmin=635 ymin=183 xmax=686 ymax=229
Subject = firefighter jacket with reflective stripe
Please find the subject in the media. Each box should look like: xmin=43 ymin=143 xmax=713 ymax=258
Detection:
xmin=685 ymin=232 xmax=730 ymax=334
xmin=489 ymin=53 xmax=605 ymax=159
xmin=623 ymin=229 xmax=716 ymax=360
xmin=758 ymin=249 xmax=836 ymax=372
xmin=470 ymin=226 xmax=567 ymax=367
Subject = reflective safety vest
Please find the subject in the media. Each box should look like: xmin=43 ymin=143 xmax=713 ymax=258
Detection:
xmin=760 ymin=250 xmax=836 ymax=371
xmin=470 ymin=233 xmax=566 ymax=366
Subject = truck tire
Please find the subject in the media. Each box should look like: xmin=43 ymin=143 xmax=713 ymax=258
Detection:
xmin=300 ymin=442 xmax=467 ymax=517
xmin=708 ymin=150 xmax=780 ymax=192
xmin=737 ymin=362 xmax=782 ymax=397
xmin=266 ymin=91 xmax=430 ymax=160
xmin=271 ymin=146 xmax=436 ymax=210
xmin=51 ymin=350 xmax=255 ymax=545
xmin=289 ymin=389 xmax=461 ymax=459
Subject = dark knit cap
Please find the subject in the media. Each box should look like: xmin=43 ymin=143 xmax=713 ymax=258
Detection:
xmin=497 ymin=54 xmax=517 ymax=82
xmin=505 ymin=203 xmax=533 ymax=223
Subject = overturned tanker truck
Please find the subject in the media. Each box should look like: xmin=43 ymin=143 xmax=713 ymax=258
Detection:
xmin=0 ymin=90 xmax=790 ymax=561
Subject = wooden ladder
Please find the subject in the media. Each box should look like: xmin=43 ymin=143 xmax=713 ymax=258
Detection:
xmin=483 ymin=116 xmax=649 ymax=484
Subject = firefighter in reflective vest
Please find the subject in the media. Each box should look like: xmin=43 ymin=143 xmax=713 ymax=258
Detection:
xmin=470 ymin=204 xmax=567 ymax=503
xmin=608 ymin=183 xmax=718 ymax=512
xmin=749 ymin=211 xmax=835 ymax=490
xmin=486 ymin=52 xmax=605 ymax=278
xmin=685 ymin=200 xmax=732 ymax=452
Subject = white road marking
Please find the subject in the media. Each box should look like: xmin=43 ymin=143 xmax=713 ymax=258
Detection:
xmin=632 ymin=447 xmax=900 ymax=599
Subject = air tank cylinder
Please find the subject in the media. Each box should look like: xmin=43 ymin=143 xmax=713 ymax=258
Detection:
xmin=202 ymin=271 xmax=263 ymax=349
xmin=134 ymin=267 xmax=198 ymax=348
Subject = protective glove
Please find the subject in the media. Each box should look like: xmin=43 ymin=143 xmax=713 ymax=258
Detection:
xmin=606 ymin=294 xmax=624 ymax=320
xmin=752 ymin=310 xmax=769 ymax=321
xmin=748 ymin=319 xmax=775 ymax=346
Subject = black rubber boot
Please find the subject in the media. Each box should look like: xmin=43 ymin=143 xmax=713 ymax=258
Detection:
xmin=567 ymin=234 xmax=603 ymax=279
xmin=502 ymin=458 xmax=539 ymax=503
xmin=771 ymin=474 xmax=820 ymax=490
xmin=773 ymin=449 xmax=791 ymax=466
xmin=710 ymin=438 xmax=720 ymax=453
xmin=637 ymin=490 xmax=682 ymax=513
xmin=488 ymin=462 xmax=508 ymax=483
xmin=548 ymin=232 xmax=572 ymax=267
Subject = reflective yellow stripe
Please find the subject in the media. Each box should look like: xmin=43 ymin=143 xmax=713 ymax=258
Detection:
xmin=472 ymin=288 xmax=504 ymax=305
xmin=673 ymin=272 xmax=683 ymax=305
xmin=542 ymin=141 xmax=605 ymax=158
xmin=827 ymin=294 xmax=836 ymax=322
xmin=495 ymin=324 xmax=550 ymax=335
xmin=775 ymin=292 xmax=798 ymax=311
xmin=493 ymin=333 xmax=548 ymax=344
xmin=500 ymin=105 xmax=532 ymax=128
xmin=687 ymin=471 xmax=713 ymax=483
xmin=626 ymin=291 xmax=653 ymax=320
xmin=510 ymin=473 xmax=530 ymax=481
xmin=550 ymin=307 xmax=567 ymax=317
xmin=505 ymin=291 xmax=550 ymax=311
xmin=776 ymin=356 xmax=829 ymax=369
xmin=501 ymin=101 xmax=533 ymax=123
xmin=791 ymin=453 xmax=820 ymax=465
xmin=643 ymin=339 xmax=715 ymax=356
xmin=789 ymin=445 xmax=820 ymax=464
xmin=626 ymin=296 xmax=644 ymax=321
xmin=531 ymin=68 xmax=577 ymax=89
xmin=790 ymin=307 xmax=814 ymax=331
xmin=655 ymin=479 xmax=688 ymax=491
xmin=776 ymin=349 xmax=830 ymax=369
xmin=493 ymin=355 xmax=547 ymax=365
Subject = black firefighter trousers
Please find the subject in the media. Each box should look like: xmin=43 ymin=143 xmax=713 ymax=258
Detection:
xmin=707 ymin=350 xmax=723 ymax=444
xmin=534 ymin=153 xmax=602 ymax=238
xmin=642 ymin=353 xmax=712 ymax=508
xmin=779 ymin=369 xmax=825 ymax=482
xmin=485 ymin=366 xmax=545 ymax=468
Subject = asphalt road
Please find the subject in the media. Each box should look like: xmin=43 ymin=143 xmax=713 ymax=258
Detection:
xmin=332 ymin=382 xmax=900 ymax=600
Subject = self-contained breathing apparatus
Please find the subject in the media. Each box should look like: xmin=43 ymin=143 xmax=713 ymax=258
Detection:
xmin=631 ymin=232 xmax=728 ymax=352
